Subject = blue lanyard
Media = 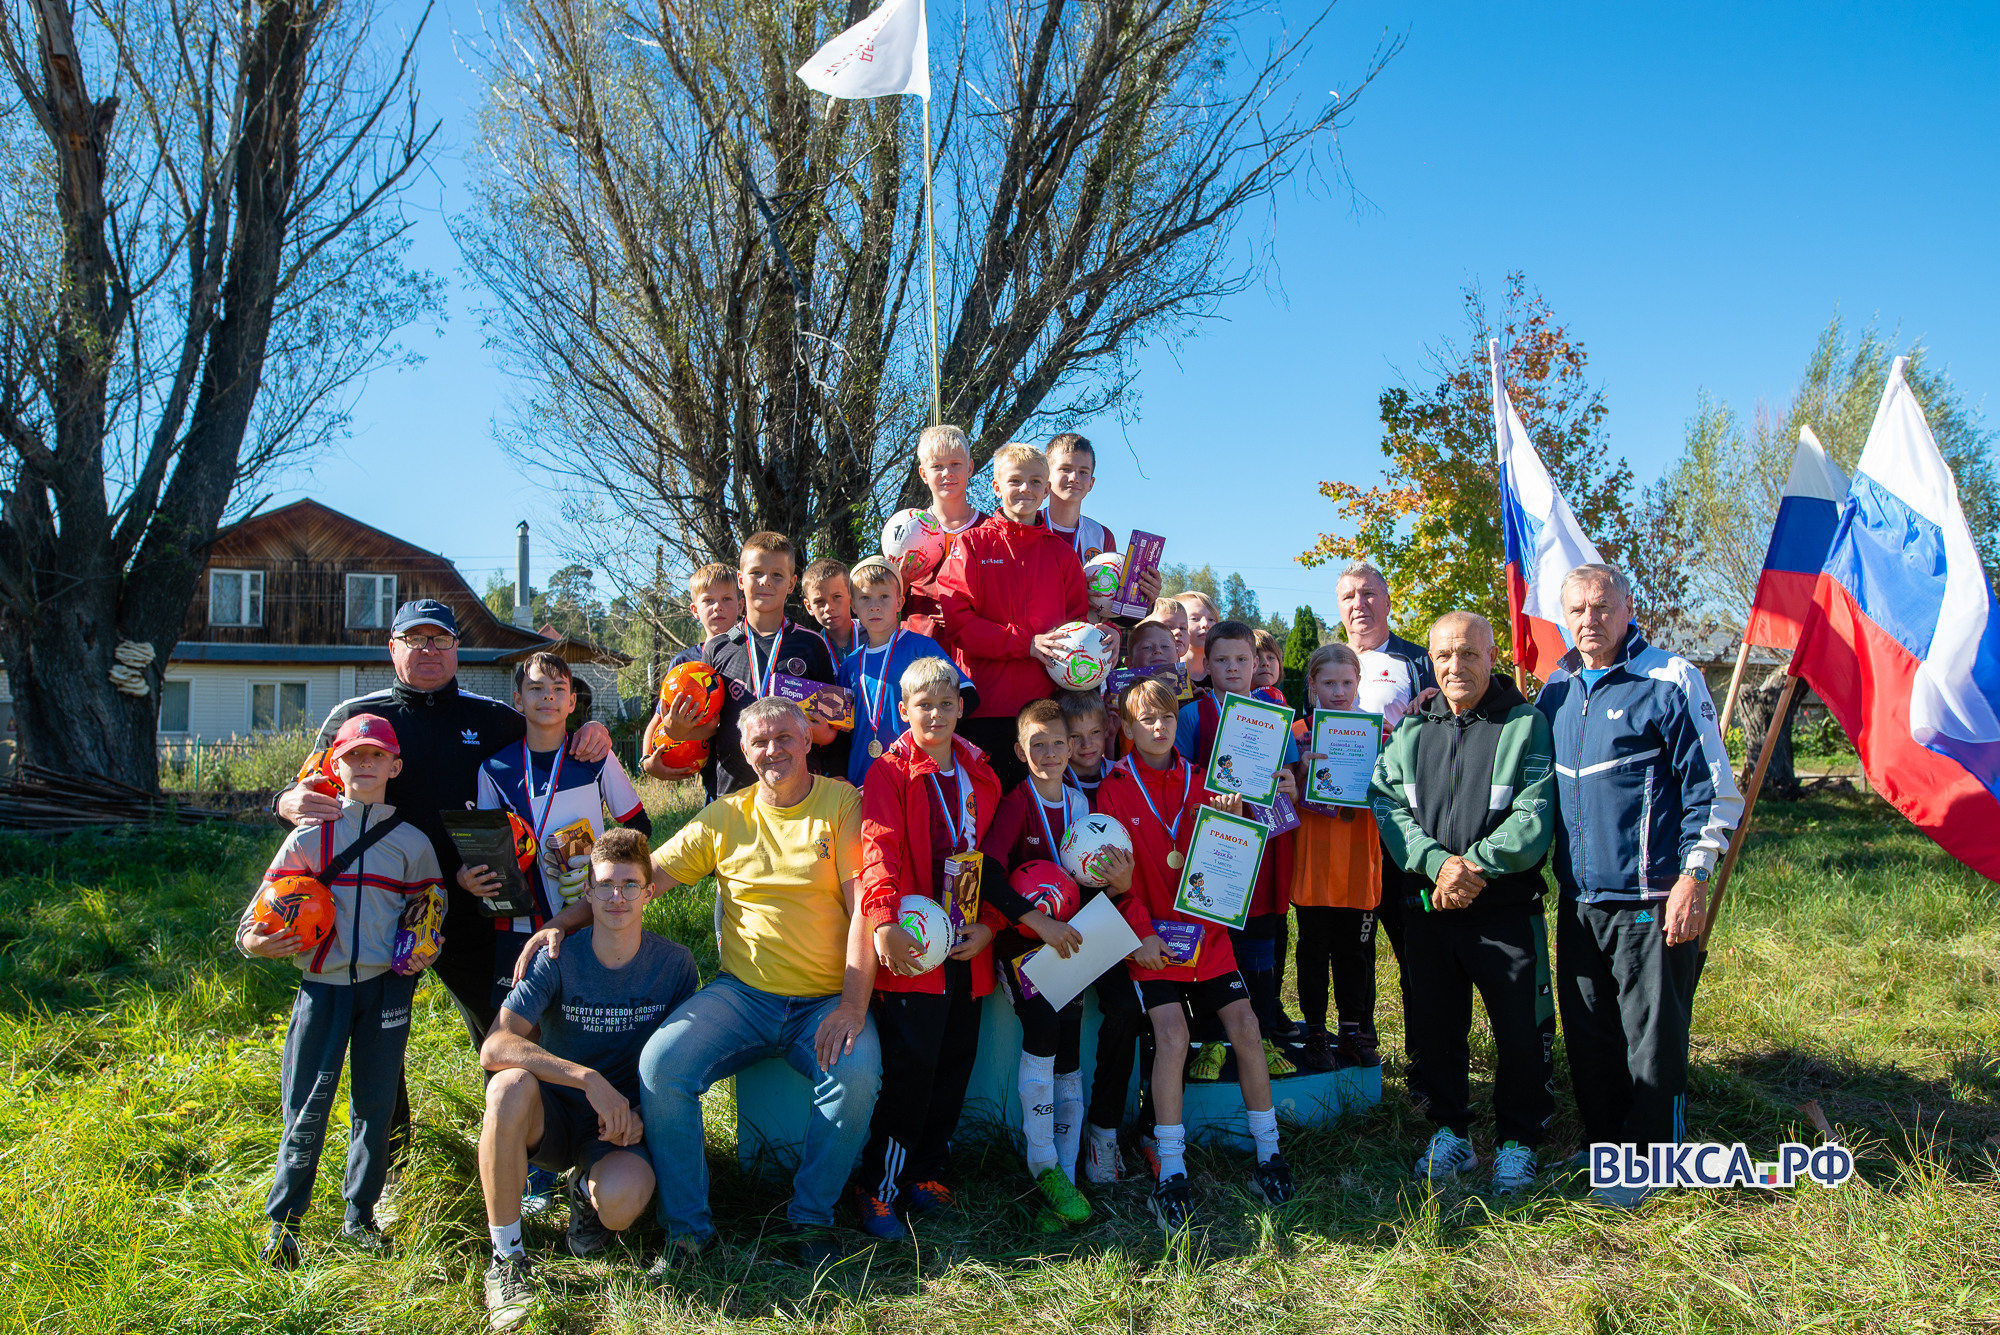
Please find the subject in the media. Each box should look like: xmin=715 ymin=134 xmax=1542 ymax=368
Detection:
xmin=1032 ymin=787 xmax=1071 ymax=852
xmin=927 ymin=765 xmax=972 ymax=852
xmin=859 ymin=631 xmax=901 ymax=734
xmin=1121 ymin=755 xmax=1191 ymax=843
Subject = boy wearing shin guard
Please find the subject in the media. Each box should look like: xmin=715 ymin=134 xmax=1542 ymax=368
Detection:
xmin=1101 ymin=679 xmax=1296 ymax=1231
xmin=979 ymin=701 xmax=1125 ymax=1226
xmin=853 ymin=657 xmax=1005 ymax=1236
xmin=1173 ymin=621 xmax=1301 ymax=1077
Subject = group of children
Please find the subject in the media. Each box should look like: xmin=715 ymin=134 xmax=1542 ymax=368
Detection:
xmin=244 ymin=426 xmax=1399 ymax=1277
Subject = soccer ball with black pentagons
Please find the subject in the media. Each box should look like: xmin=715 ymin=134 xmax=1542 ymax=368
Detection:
xmin=1059 ymin=813 xmax=1134 ymax=887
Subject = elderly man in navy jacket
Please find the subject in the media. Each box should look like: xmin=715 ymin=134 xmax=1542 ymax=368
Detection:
xmin=1535 ymin=564 xmax=1742 ymax=1208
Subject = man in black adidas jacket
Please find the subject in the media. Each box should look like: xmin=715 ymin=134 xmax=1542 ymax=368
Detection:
xmin=1371 ymin=611 xmax=1557 ymax=1196
xmin=275 ymin=600 xmax=614 ymax=1048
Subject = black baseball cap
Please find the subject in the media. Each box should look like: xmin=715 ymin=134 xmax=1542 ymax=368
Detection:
xmin=391 ymin=599 xmax=459 ymax=636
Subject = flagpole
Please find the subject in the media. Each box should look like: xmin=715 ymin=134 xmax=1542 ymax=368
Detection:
xmin=1699 ymin=672 xmax=1799 ymax=955
xmin=921 ymin=60 xmax=940 ymax=427
xmin=1715 ymin=637 xmax=1752 ymax=743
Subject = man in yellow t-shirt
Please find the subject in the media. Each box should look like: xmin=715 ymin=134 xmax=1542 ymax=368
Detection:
xmin=640 ymin=698 xmax=878 ymax=1270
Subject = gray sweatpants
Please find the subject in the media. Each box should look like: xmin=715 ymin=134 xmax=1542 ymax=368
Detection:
xmin=266 ymin=972 xmax=417 ymax=1228
xmin=1556 ymin=897 xmax=1697 ymax=1152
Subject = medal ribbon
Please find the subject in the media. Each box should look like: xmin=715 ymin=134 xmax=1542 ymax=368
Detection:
xmin=1121 ymin=755 xmax=1191 ymax=848
xmin=1031 ymin=787 xmax=1071 ymax=853
xmin=745 ymin=620 xmax=789 ymax=698
xmin=859 ymin=631 xmax=901 ymax=740
xmin=927 ymin=763 xmax=974 ymax=853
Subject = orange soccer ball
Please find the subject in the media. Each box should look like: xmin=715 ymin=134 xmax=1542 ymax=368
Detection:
xmin=250 ymin=875 xmax=336 ymax=950
xmin=643 ymin=712 xmax=711 ymax=772
xmin=295 ymin=748 xmax=344 ymax=797
xmin=658 ymin=661 xmax=726 ymax=727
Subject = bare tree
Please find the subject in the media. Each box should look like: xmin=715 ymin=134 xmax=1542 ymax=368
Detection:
xmin=464 ymin=0 xmax=1389 ymax=607
xmin=0 ymin=0 xmax=438 ymax=787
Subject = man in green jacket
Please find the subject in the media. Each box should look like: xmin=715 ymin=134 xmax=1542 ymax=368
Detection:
xmin=1370 ymin=611 xmax=1557 ymax=1195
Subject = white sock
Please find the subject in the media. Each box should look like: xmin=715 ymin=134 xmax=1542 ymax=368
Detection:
xmin=489 ymin=1218 xmax=524 ymax=1259
xmin=1155 ymin=1123 xmax=1188 ymax=1180
xmin=1053 ymin=1069 xmax=1084 ymax=1182
xmin=1018 ymin=1052 xmax=1058 ymax=1176
xmin=1246 ymin=1106 xmax=1280 ymax=1164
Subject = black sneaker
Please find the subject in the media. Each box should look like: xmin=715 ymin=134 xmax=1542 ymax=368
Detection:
xmin=1250 ymin=1153 xmax=1297 ymax=1206
xmin=644 ymin=1232 xmax=717 ymax=1284
xmin=1295 ymin=1028 xmax=1337 ymax=1072
xmin=336 ymin=1219 xmax=390 ymax=1255
xmin=565 ymin=1168 xmax=613 ymax=1257
xmin=483 ymin=1253 xmax=536 ymax=1332
xmin=260 ymin=1223 xmax=300 ymax=1271
xmin=1148 ymin=1172 xmax=1197 ymax=1233
xmin=1338 ymin=1024 xmax=1382 ymax=1068
xmin=773 ymin=1222 xmax=842 ymax=1269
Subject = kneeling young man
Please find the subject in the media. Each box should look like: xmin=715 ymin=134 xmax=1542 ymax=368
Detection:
xmin=478 ymin=829 xmax=697 ymax=1331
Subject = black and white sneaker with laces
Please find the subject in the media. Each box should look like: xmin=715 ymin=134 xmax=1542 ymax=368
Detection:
xmin=565 ymin=1167 xmax=613 ymax=1257
xmin=1413 ymin=1128 xmax=1479 ymax=1182
xmin=483 ymin=1252 xmax=536 ymax=1332
xmin=1250 ymin=1154 xmax=1297 ymax=1205
xmin=1148 ymin=1172 xmax=1197 ymax=1233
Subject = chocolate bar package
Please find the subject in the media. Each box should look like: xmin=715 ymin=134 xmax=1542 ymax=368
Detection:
xmin=1244 ymin=792 xmax=1301 ymax=836
xmin=1151 ymin=919 xmax=1205 ymax=967
xmin=1107 ymin=531 xmax=1165 ymax=620
xmin=770 ymin=672 xmax=855 ymax=730
xmin=943 ymin=851 xmax=984 ymax=933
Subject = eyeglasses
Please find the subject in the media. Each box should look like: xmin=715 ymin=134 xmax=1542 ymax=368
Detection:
xmin=587 ymin=880 xmax=647 ymax=902
xmin=395 ymin=632 xmax=459 ymax=651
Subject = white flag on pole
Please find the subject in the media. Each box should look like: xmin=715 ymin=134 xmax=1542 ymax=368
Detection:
xmin=797 ymin=0 xmax=930 ymax=101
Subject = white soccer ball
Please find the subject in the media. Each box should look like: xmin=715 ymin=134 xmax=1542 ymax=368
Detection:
xmin=882 ymin=508 xmax=948 ymax=584
xmin=1083 ymin=551 xmax=1125 ymax=599
xmin=1059 ymin=812 xmax=1134 ymax=888
xmin=1043 ymin=620 xmax=1119 ymax=691
xmin=896 ymin=894 xmax=954 ymax=973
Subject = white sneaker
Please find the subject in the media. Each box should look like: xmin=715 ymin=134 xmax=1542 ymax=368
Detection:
xmin=1413 ymin=1128 xmax=1478 ymax=1182
xmin=1491 ymin=1141 xmax=1537 ymax=1194
xmin=1083 ymin=1126 xmax=1123 ymax=1184
xmin=1592 ymin=1182 xmax=1655 ymax=1210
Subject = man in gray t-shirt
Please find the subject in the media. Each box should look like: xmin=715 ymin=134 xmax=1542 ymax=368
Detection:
xmin=476 ymin=830 xmax=695 ymax=1329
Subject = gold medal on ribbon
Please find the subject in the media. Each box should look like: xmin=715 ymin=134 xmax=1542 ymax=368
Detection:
xmin=1166 ymin=849 xmax=1184 ymax=870
xmin=868 ymin=740 xmax=883 ymax=758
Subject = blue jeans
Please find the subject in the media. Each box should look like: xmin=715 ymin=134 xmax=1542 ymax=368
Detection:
xmin=639 ymin=973 xmax=881 ymax=1238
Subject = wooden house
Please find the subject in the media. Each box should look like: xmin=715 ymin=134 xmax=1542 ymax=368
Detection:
xmin=156 ymin=500 xmax=628 ymax=741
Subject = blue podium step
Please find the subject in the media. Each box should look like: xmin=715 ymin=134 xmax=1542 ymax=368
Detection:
xmin=735 ymin=988 xmax=1380 ymax=1175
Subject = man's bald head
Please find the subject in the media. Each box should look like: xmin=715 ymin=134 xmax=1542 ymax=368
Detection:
xmin=1429 ymin=611 xmax=1496 ymax=714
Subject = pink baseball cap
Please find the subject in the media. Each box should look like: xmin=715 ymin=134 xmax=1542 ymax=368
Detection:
xmin=327 ymin=713 xmax=402 ymax=762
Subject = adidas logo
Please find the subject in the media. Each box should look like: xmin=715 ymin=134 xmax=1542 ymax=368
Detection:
xmin=1634 ymin=909 xmax=1654 ymax=924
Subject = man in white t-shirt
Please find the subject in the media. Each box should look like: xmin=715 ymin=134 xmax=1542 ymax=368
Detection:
xmin=1335 ymin=558 xmax=1438 ymax=1108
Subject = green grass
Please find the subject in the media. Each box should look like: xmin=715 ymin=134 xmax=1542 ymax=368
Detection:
xmin=2 ymin=787 xmax=1998 ymax=1332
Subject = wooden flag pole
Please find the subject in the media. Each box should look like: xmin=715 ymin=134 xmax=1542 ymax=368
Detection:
xmin=1715 ymin=637 xmax=1753 ymax=743
xmin=921 ymin=80 xmax=941 ymax=427
xmin=1698 ymin=672 xmax=1799 ymax=954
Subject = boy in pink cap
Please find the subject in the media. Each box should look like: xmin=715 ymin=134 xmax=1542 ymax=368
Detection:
xmin=238 ymin=713 xmax=445 ymax=1268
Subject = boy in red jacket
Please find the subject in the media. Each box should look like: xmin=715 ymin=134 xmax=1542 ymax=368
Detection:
xmin=854 ymin=656 xmax=1005 ymax=1237
xmin=1100 ymin=677 xmax=1296 ymax=1232
xmin=934 ymin=442 xmax=1089 ymax=789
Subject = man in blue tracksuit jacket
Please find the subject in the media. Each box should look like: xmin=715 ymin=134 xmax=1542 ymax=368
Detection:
xmin=1536 ymin=564 xmax=1741 ymax=1204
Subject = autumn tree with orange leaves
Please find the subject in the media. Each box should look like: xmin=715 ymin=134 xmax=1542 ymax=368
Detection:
xmin=1299 ymin=274 xmax=1686 ymax=668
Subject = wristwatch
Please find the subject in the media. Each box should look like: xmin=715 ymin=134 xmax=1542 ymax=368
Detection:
xmin=1686 ymin=866 xmax=1710 ymax=883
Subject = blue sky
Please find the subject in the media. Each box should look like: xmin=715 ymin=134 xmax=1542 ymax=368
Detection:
xmin=287 ymin=0 xmax=1999 ymax=623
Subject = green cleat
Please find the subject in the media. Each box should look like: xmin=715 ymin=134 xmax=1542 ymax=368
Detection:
xmin=1035 ymin=1167 xmax=1093 ymax=1225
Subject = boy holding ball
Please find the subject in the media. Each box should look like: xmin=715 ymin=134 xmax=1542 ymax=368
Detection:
xmin=853 ymin=657 xmax=1005 ymax=1236
xmin=237 ymin=714 xmax=444 ymax=1268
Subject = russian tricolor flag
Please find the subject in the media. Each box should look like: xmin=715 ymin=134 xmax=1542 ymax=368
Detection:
xmin=1743 ymin=427 xmax=1848 ymax=651
xmin=1491 ymin=340 xmax=1604 ymax=678
xmin=1792 ymin=357 xmax=2000 ymax=882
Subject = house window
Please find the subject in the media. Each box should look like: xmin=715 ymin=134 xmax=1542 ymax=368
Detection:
xmin=209 ymin=569 xmax=263 ymax=627
xmin=346 ymin=573 xmax=397 ymax=629
xmin=158 ymin=680 xmax=191 ymax=734
xmin=250 ymin=681 xmax=309 ymax=733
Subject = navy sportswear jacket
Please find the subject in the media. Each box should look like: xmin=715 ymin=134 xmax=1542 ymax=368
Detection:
xmin=1535 ymin=626 xmax=1743 ymax=905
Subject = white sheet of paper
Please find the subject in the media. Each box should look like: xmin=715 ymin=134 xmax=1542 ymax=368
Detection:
xmin=1017 ymin=893 xmax=1143 ymax=1011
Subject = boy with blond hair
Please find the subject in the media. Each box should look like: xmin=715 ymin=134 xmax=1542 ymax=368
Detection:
xmin=647 ymin=562 xmax=743 ymax=785
xmin=934 ymin=441 xmax=1088 ymax=788
xmin=902 ymin=424 xmax=989 ymax=640
xmin=838 ymin=556 xmax=973 ymax=785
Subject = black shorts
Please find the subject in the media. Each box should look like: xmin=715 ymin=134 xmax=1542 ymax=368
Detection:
xmin=1139 ymin=971 xmax=1249 ymax=1018
xmin=530 ymin=1083 xmax=644 ymax=1175
xmin=492 ymin=930 xmax=533 ymax=1011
